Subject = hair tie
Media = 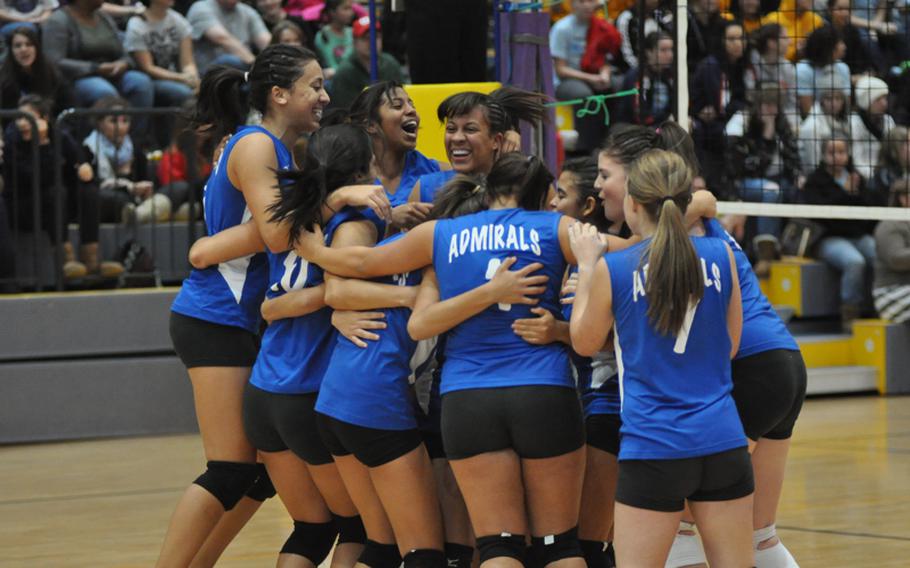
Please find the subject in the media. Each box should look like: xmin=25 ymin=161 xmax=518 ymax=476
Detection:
xmin=661 ymin=195 xmax=674 ymax=204
xmin=655 ymin=126 xmax=661 ymax=134
xmin=243 ymin=71 xmax=250 ymax=83
xmin=472 ymin=184 xmax=484 ymax=195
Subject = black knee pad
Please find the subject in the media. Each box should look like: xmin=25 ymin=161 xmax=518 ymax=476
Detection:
xmin=476 ymin=532 xmax=527 ymax=565
xmin=444 ymin=542 xmax=474 ymax=568
xmin=403 ymin=548 xmax=445 ymax=568
xmin=192 ymin=460 xmax=259 ymax=511
xmin=579 ymin=539 xmax=611 ymax=568
xmin=531 ymin=527 xmax=583 ymax=566
xmin=245 ymin=463 xmax=277 ymax=502
xmin=358 ymin=539 xmax=402 ymax=568
xmin=279 ymin=520 xmax=338 ymax=565
xmin=332 ymin=513 xmax=367 ymax=544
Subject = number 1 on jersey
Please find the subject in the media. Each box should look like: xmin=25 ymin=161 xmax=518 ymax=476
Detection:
xmin=484 ymin=258 xmax=511 ymax=312
xmin=673 ymin=299 xmax=700 ymax=354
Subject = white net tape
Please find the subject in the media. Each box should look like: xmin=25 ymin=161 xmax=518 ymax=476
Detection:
xmin=717 ymin=202 xmax=910 ymax=222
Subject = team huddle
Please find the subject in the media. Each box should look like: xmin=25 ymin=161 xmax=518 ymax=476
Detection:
xmin=157 ymin=44 xmax=807 ymax=568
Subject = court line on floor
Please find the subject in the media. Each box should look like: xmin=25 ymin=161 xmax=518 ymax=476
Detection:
xmin=778 ymin=525 xmax=910 ymax=542
xmin=0 ymin=486 xmax=184 ymax=506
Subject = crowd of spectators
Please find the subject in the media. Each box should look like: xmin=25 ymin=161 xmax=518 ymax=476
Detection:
xmin=550 ymin=0 xmax=910 ymax=326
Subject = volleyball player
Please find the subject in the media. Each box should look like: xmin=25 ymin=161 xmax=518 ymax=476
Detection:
xmin=161 ymin=45 xmax=387 ymax=568
xmin=288 ymin=152 xmax=645 ymax=568
xmin=567 ymin=149 xmax=752 ymax=567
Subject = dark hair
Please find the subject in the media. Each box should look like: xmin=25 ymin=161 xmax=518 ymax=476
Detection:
xmin=601 ymin=123 xmax=659 ymax=166
xmin=347 ymin=80 xmax=406 ymax=128
xmin=652 ymin=121 xmax=700 ymax=176
xmin=17 ymin=94 xmax=51 ymax=118
xmin=268 ymin=123 xmax=374 ymax=245
xmin=804 ymin=25 xmax=842 ymax=68
xmin=321 ymin=0 xmax=351 ymax=23
xmin=819 ymin=131 xmax=851 ymax=168
xmin=431 ymin=153 xmax=554 ymax=219
xmin=269 ymin=20 xmax=307 ymax=46
xmin=626 ymin=149 xmax=700 ymax=336
xmin=191 ymin=44 xmax=319 ymax=158
xmin=437 ymin=86 xmax=547 ymax=136
xmin=755 ymin=23 xmax=783 ymax=55
xmin=643 ymin=30 xmax=672 ymax=52
xmin=561 ymin=156 xmax=610 ymax=231
xmin=0 ymin=26 xmax=60 ymax=104
xmin=91 ymin=95 xmax=130 ymax=127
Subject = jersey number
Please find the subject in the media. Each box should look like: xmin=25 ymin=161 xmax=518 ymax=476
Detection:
xmin=277 ymin=251 xmax=310 ymax=292
xmin=484 ymin=258 xmax=511 ymax=312
xmin=672 ymin=299 xmax=700 ymax=354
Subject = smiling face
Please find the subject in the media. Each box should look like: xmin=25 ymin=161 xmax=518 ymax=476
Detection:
xmin=444 ymin=107 xmax=502 ymax=174
xmin=11 ymin=32 xmax=36 ymax=70
xmin=279 ymin=60 xmax=330 ymax=133
xmin=595 ymin=152 xmax=628 ymax=224
xmin=375 ymin=87 xmax=420 ymax=152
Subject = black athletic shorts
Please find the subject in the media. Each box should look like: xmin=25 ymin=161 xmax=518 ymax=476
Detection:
xmin=170 ymin=311 xmax=259 ymax=368
xmin=242 ymin=383 xmax=333 ymax=465
xmin=616 ymin=447 xmax=754 ymax=512
xmin=585 ymin=413 xmax=621 ymax=456
xmin=441 ymin=385 xmax=585 ymax=460
xmin=316 ymin=413 xmax=424 ymax=468
xmin=732 ymin=349 xmax=807 ymax=441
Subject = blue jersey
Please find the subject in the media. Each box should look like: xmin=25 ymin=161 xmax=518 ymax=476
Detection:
xmin=607 ymin=237 xmax=746 ymax=460
xmin=432 ymin=208 xmax=571 ymax=394
xmin=172 ymin=126 xmax=289 ymax=332
xmin=703 ymin=219 xmax=799 ymax=359
xmin=562 ymin=270 xmax=621 ymax=418
xmin=418 ymin=170 xmax=456 ymax=204
xmin=362 ymin=150 xmax=440 ymax=228
xmin=249 ymin=208 xmax=369 ymax=394
xmin=317 ymin=235 xmax=434 ymax=430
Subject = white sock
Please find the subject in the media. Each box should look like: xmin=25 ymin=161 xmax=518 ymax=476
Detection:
xmin=754 ymin=524 xmax=799 ymax=568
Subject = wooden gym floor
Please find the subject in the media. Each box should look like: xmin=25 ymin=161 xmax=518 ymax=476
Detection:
xmin=2 ymin=395 xmax=909 ymax=567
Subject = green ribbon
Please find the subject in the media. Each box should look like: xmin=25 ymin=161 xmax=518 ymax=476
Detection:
xmin=545 ymin=89 xmax=639 ymax=125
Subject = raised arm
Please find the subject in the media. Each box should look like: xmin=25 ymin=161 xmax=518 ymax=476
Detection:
xmin=188 ymin=221 xmax=265 ymax=269
xmin=407 ymin=259 xmax=549 ymax=340
xmin=567 ymin=223 xmax=614 ymax=357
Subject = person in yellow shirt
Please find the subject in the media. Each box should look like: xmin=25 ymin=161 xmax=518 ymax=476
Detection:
xmin=722 ymin=0 xmax=764 ymax=35
xmin=760 ymin=0 xmax=824 ymax=61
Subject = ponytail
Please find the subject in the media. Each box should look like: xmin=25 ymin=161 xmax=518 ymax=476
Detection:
xmin=192 ymin=44 xmax=319 ymax=159
xmin=438 ymin=86 xmax=547 ymax=136
xmin=431 ymin=153 xmax=554 ymax=220
xmin=626 ymin=149 xmax=701 ymax=336
xmin=268 ymin=123 xmax=373 ymax=246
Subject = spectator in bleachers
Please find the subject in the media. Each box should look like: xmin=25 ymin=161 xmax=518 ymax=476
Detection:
xmin=853 ymin=75 xmax=895 ymax=179
xmin=550 ymin=0 xmax=615 ymax=154
xmin=255 ymin=0 xmax=311 ymax=47
xmin=314 ymin=0 xmax=353 ymax=79
xmin=848 ymin=0 xmax=908 ymax=71
xmin=0 ymin=26 xmax=72 ymax=116
xmin=125 ymin=0 xmax=199 ymax=107
xmin=828 ymin=0 xmax=878 ymax=77
xmin=688 ymin=0 xmax=728 ymax=67
xmin=760 ymin=0 xmax=825 ymax=61
xmin=751 ymin=23 xmax=800 ymax=131
xmin=83 ymin=96 xmax=172 ymax=223
xmin=872 ymin=125 xmax=910 ymax=198
xmin=691 ymin=19 xmax=750 ymax=192
xmin=873 ymin=176 xmax=910 ymax=324
xmin=722 ymin=0 xmax=764 ymax=35
xmin=615 ymin=0 xmax=672 ymax=70
xmin=803 ymin=134 xmax=883 ymax=326
xmin=725 ymin=84 xmax=802 ymax=240
xmin=0 ymin=137 xmax=19 ymax=293
xmin=614 ymin=30 xmax=674 ymax=125
xmin=3 ymin=95 xmax=124 ymax=280
xmin=42 ymin=0 xmax=155 ymax=125
xmin=795 ymin=25 xmax=851 ymax=116
xmin=0 ymin=0 xmax=55 ymax=38
xmin=269 ymin=18 xmax=306 ymax=46
xmin=156 ymin=100 xmax=209 ymax=221
xmin=187 ymin=0 xmax=271 ymax=72
xmin=798 ymin=68 xmax=863 ymax=174
xmin=328 ymin=16 xmax=403 ymax=110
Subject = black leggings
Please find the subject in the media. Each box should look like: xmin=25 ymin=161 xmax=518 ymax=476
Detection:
xmin=4 ymin=181 xmax=100 ymax=244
